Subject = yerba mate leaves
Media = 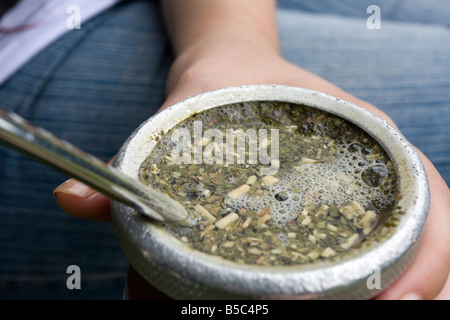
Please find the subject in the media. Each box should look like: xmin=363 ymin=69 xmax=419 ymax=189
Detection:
xmin=138 ymin=102 xmax=398 ymax=266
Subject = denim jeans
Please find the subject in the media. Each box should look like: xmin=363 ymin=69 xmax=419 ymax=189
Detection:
xmin=0 ymin=0 xmax=448 ymax=299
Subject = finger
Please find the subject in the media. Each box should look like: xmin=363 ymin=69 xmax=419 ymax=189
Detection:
xmin=53 ymin=178 xmax=112 ymax=222
xmin=375 ymin=152 xmax=450 ymax=300
xmin=435 ymin=273 xmax=450 ymax=300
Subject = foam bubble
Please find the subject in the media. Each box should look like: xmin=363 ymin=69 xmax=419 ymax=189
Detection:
xmin=144 ymin=102 xmax=396 ymax=229
xmin=224 ymin=142 xmax=395 ymax=227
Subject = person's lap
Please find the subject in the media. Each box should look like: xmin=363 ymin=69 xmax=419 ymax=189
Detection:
xmin=276 ymin=3 xmax=450 ymax=186
xmin=276 ymin=0 xmax=450 ymax=25
xmin=0 ymin=0 xmax=448 ymax=299
xmin=0 ymin=0 xmax=171 ymax=299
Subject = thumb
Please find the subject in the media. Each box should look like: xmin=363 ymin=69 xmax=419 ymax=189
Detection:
xmin=53 ymin=178 xmax=112 ymax=222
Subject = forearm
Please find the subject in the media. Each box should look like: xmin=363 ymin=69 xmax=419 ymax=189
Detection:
xmin=161 ymin=0 xmax=279 ymax=57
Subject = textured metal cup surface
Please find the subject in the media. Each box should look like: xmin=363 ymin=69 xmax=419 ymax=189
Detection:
xmin=111 ymin=85 xmax=429 ymax=299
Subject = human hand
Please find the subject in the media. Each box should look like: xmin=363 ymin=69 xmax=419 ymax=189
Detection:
xmin=150 ymin=47 xmax=450 ymax=301
xmin=54 ymin=0 xmax=449 ymax=299
xmin=54 ymin=46 xmax=450 ymax=299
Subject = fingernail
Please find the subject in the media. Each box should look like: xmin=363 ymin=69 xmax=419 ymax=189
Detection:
xmin=53 ymin=179 xmax=97 ymax=199
xmin=400 ymin=292 xmax=422 ymax=300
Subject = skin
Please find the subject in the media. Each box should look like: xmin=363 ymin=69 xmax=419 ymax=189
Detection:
xmin=54 ymin=0 xmax=450 ymax=299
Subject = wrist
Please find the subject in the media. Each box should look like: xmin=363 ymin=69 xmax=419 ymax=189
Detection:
xmin=177 ymin=32 xmax=279 ymax=66
xmin=161 ymin=0 xmax=280 ymax=105
xmin=164 ymin=39 xmax=280 ymax=100
xmin=161 ymin=0 xmax=278 ymax=55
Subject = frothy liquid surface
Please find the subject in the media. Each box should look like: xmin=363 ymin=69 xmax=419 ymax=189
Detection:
xmin=139 ymin=102 xmax=398 ymax=266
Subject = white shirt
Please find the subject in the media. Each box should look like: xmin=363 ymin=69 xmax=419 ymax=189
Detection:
xmin=0 ymin=0 xmax=121 ymax=85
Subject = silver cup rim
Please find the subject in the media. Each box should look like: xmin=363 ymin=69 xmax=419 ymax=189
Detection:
xmin=112 ymin=85 xmax=429 ymax=299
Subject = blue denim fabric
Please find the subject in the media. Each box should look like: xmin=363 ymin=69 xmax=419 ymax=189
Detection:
xmin=276 ymin=2 xmax=450 ymax=186
xmin=277 ymin=0 xmax=450 ymax=25
xmin=0 ymin=0 xmax=172 ymax=299
xmin=0 ymin=0 xmax=448 ymax=299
